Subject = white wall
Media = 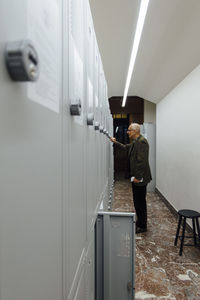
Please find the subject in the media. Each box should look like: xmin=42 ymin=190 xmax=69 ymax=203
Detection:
xmin=156 ymin=64 xmax=200 ymax=212
xmin=144 ymin=100 xmax=156 ymax=123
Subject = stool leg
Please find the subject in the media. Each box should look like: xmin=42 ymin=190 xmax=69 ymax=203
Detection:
xmin=179 ymin=217 xmax=186 ymax=256
xmin=192 ymin=218 xmax=197 ymax=245
xmin=196 ymin=218 xmax=200 ymax=245
xmin=174 ymin=215 xmax=182 ymax=246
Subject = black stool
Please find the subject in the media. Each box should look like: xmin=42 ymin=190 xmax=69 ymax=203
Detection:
xmin=174 ymin=209 xmax=200 ymax=256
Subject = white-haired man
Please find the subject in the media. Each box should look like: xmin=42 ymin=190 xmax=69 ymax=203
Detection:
xmin=110 ymin=123 xmax=152 ymax=233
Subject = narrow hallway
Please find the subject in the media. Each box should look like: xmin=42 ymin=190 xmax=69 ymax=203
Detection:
xmin=112 ymin=174 xmax=200 ymax=299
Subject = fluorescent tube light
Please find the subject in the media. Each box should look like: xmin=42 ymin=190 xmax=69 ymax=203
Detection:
xmin=122 ymin=0 xmax=150 ymax=107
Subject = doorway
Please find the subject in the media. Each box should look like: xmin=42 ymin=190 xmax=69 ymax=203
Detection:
xmin=113 ymin=114 xmax=129 ymax=177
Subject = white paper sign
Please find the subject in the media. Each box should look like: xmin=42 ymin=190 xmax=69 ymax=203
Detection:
xmin=27 ymin=0 xmax=60 ymax=113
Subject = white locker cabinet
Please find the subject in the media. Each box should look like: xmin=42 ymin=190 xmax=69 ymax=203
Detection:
xmin=0 ymin=0 xmax=63 ymax=300
xmin=93 ymin=44 xmax=101 ymax=207
xmin=0 ymin=0 xmax=115 ymax=299
xmin=68 ymin=0 xmax=88 ymax=294
xmin=85 ymin=0 xmax=96 ymax=235
xmin=85 ymin=230 xmax=95 ymax=300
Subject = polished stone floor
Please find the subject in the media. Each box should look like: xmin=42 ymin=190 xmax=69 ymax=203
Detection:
xmin=112 ymin=175 xmax=200 ymax=300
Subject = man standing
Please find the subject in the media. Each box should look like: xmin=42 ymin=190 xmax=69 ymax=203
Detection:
xmin=110 ymin=123 xmax=152 ymax=233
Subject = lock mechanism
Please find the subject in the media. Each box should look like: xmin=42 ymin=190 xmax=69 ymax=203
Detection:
xmin=70 ymin=99 xmax=82 ymax=116
xmin=5 ymin=40 xmax=39 ymax=81
xmin=87 ymin=113 xmax=94 ymax=125
xmin=94 ymin=121 xmax=100 ymax=130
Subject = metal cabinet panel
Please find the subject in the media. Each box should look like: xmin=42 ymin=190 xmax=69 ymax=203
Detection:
xmin=68 ymin=0 xmax=87 ymax=289
xmin=96 ymin=212 xmax=136 ymax=300
xmin=85 ymin=1 xmax=97 ymax=235
xmin=85 ymin=231 xmax=95 ymax=300
xmin=0 ymin=0 xmax=114 ymax=299
xmin=95 ymin=217 xmax=104 ymax=300
xmin=0 ymin=1 xmax=63 ymax=299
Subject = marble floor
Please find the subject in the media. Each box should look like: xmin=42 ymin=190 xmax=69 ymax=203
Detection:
xmin=112 ymin=175 xmax=200 ymax=300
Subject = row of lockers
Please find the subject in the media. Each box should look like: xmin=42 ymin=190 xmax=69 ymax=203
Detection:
xmin=0 ymin=0 xmax=113 ymax=299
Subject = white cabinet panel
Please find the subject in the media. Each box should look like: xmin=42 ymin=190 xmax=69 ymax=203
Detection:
xmin=68 ymin=0 xmax=87 ymax=289
xmin=0 ymin=1 xmax=62 ymax=299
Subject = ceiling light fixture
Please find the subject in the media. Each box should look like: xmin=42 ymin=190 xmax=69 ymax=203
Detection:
xmin=122 ymin=0 xmax=150 ymax=107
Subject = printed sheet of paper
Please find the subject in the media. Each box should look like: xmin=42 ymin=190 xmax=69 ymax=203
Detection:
xmin=27 ymin=0 xmax=60 ymax=113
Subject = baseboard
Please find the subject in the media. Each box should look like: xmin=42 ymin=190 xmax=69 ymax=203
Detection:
xmin=155 ymin=188 xmax=193 ymax=234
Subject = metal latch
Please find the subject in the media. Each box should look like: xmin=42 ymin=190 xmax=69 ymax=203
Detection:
xmin=87 ymin=113 xmax=94 ymax=125
xmin=5 ymin=40 xmax=39 ymax=81
xmin=94 ymin=121 xmax=100 ymax=130
xmin=70 ymin=99 xmax=82 ymax=116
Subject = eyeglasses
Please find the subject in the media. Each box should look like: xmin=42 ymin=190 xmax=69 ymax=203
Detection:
xmin=127 ymin=129 xmax=134 ymax=132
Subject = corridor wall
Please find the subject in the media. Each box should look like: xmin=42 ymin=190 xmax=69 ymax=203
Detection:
xmin=156 ymin=64 xmax=200 ymax=215
xmin=0 ymin=0 xmax=113 ymax=299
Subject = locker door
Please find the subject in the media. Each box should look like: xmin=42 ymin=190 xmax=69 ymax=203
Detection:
xmin=85 ymin=231 xmax=95 ymax=300
xmin=68 ymin=0 xmax=87 ymax=292
xmin=94 ymin=43 xmax=101 ymax=207
xmin=98 ymin=63 xmax=104 ymax=195
xmin=0 ymin=1 xmax=63 ymax=300
xmin=85 ymin=1 xmax=96 ymax=234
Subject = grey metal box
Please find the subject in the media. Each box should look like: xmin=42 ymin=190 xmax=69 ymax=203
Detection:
xmin=96 ymin=212 xmax=136 ymax=300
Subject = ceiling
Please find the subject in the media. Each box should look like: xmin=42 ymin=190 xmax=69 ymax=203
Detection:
xmin=89 ymin=0 xmax=200 ymax=104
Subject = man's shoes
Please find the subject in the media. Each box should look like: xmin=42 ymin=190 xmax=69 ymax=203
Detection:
xmin=136 ymin=226 xmax=147 ymax=234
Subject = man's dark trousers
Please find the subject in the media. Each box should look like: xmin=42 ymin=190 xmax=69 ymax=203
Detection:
xmin=132 ymin=183 xmax=147 ymax=229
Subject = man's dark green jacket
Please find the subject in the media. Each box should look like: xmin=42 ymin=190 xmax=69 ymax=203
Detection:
xmin=114 ymin=135 xmax=152 ymax=186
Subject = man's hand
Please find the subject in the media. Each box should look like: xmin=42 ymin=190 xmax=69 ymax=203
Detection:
xmin=110 ymin=137 xmax=116 ymax=143
xmin=133 ymin=178 xmax=141 ymax=183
